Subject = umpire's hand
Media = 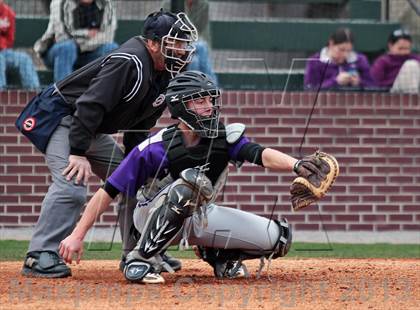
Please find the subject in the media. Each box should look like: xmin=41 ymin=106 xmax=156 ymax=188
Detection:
xmin=62 ymin=155 xmax=93 ymax=185
xmin=59 ymin=234 xmax=84 ymax=264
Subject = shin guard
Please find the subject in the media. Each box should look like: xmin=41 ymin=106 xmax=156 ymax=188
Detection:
xmin=138 ymin=168 xmax=213 ymax=259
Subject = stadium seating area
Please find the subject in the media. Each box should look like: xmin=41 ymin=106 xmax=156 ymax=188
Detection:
xmin=8 ymin=0 xmax=401 ymax=90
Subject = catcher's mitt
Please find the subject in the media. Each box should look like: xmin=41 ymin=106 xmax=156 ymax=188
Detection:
xmin=290 ymin=151 xmax=339 ymax=211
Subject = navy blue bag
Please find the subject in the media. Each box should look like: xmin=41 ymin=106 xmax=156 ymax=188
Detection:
xmin=15 ymin=85 xmax=74 ymax=153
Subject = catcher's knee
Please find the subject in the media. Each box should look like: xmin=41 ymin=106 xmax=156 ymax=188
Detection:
xmin=178 ymin=168 xmax=213 ymax=204
xmin=165 ymin=180 xmax=198 ymax=217
xmin=242 ymin=217 xmax=292 ymax=259
xmin=167 ymin=168 xmax=213 ymax=216
xmin=271 ymin=218 xmax=292 ymax=258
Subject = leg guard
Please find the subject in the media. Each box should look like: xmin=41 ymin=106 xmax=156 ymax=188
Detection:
xmin=138 ymin=168 xmax=213 ymax=259
xmin=124 ymin=169 xmax=213 ymax=282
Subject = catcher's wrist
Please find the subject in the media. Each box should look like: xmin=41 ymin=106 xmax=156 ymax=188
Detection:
xmin=72 ymin=227 xmax=87 ymax=241
xmin=293 ymin=160 xmax=301 ymax=174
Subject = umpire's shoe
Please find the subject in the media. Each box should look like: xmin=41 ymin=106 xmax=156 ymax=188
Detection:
xmin=22 ymin=251 xmax=71 ymax=278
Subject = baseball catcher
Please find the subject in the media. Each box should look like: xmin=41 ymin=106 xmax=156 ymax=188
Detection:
xmin=59 ymin=71 xmax=338 ymax=283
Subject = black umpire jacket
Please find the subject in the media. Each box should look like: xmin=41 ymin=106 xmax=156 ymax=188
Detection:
xmin=56 ymin=37 xmax=170 ymax=156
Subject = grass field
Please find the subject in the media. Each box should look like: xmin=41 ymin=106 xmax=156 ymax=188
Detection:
xmin=0 ymin=240 xmax=418 ymax=261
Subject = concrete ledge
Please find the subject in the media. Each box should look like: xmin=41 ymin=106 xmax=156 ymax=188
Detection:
xmin=0 ymin=227 xmax=122 ymax=244
xmin=293 ymin=231 xmax=420 ymax=244
xmin=1 ymin=228 xmax=419 ymax=244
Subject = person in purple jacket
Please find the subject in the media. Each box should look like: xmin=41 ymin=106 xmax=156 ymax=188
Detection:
xmin=304 ymin=27 xmax=374 ymax=90
xmin=58 ymin=71 xmax=304 ymax=284
xmin=371 ymin=29 xmax=420 ymax=94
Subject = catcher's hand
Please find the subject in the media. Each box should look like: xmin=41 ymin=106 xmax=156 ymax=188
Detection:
xmin=290 ymin=151 xmax=339 ymax=211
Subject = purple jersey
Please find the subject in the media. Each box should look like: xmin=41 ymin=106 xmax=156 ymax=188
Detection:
xmin=304 ymin=47 xmax=374 ymax=90
xmin=370 ymin=53 xmax=420 ymax=88
xmin=107 ymin=127 xmax=251 ymax=197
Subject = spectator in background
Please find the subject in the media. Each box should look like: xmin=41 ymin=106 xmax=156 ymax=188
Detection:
xmin=162 ymin=0 xmax=218 ymax=85
xmin=371 ymin=29 xmax=419 ymax=94
xmin=0 ymin=0 xmax=40 ymax=90
xmin=34 ymin=0 xmax=118 ymax=82
xmin=304 ymin=27 xmax=373 ymax=91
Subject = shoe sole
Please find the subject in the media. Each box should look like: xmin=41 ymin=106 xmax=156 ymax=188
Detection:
xmin=21 ymin=266 xmax=72 ymax=278
xmin=141 ymin=274 xmax=165 ymax=284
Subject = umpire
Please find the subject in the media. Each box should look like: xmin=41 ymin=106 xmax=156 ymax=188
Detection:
xmin=16 ymin=10 xmax=198 ymax=278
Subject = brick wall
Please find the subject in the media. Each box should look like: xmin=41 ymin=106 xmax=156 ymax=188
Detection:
xmin=1 ymin=90 xmax=419 ymax=232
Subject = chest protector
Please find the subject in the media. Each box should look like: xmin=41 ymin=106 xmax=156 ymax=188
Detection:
xmin=162 ymin=124 xmax=230 ymax=185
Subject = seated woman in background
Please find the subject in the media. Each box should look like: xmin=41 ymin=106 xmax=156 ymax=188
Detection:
xmin=371 ymin=29 xmax=420 ymax=94
xmin=304 ymin=27 xmax=373 ymax=91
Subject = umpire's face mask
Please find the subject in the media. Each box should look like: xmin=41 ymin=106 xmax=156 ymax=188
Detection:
xmin=161 ymin=13 xmax=198 ymax=77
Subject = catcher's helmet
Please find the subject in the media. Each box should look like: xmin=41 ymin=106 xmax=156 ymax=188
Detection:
xmin=143 ymin=10 xmax=198 ymax=77
xmin=165 ymin=71 xmax=221 ymax=138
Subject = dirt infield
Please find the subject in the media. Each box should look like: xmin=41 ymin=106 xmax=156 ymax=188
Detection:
xmin=1 ymin=258 xmax=419 ymax=309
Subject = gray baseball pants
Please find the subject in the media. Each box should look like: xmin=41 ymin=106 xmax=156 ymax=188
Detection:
xmin=129 ymin=183 xmax=282 ymax=260
xmin=28 ymin=116 xmax=136 ymax=255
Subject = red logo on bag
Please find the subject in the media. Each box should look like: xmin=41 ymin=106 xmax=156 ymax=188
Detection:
xmin=23 ymin=117 xmax=36 ymax=131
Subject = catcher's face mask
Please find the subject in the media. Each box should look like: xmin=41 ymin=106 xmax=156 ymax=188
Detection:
xmin=161 ymin=13 xmax=198 ymax=78
xmin=179 ymin=89 xmax=221 ymax=138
